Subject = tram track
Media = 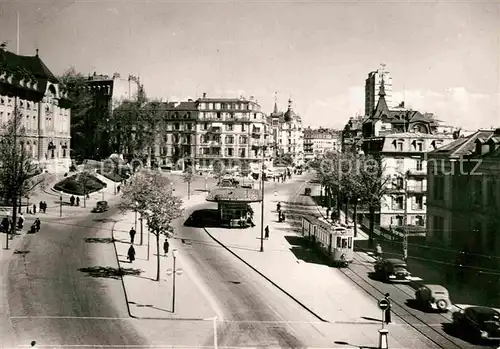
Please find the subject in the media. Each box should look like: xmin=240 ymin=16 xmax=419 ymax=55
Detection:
xmin=285 ymin=180 xmax=478 ymax=349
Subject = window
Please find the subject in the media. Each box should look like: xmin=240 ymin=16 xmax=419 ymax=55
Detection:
xmin=174 ymin=123 xmax=180 ymax=130
xmin=186 ymin=123 xmax=192 ymax=130
xmin=239 ymin=136 xmax=247 ymax=144
xmin=415 ymin=215 xmax=424 ymax=226
xmin=217 ymin=112 xmax=221 ymax=119
xmin=415 ymin=195 xmax=423 ymax=210
xmin=227 ymin=148 xmax=233 ymax=156
xmin=336 ymin=236 xmax=341 ymax=248
xmin=394 ymin=177 xmax=404 ymax=189
xmin=395 ymin=157 xmax=404 ymax=172
xmin=239 ymin=148 xmax=246 ymax=157
xmin=226 ymin=135 xmax=234 ymax=144
xmin=416 ymin=159 xmax=423 ymax=171
xmin=203 ymin=123 xmax=208 ymax=130
xmin=226 ymin=124 xmax=233 ymax=131
xmin=392 ymin=196 xmax=404 ymax=210
xmin=242 ymin=124 xmax=246 ymax=132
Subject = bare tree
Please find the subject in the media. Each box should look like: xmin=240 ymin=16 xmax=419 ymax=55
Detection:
xmin=0 ymin=101 xmax=45 ymax=247
xmin=119 ymin=169 xmax=183 ymax=281
xmin=182 ymin=165 xmax=194 ymax=199
xmin=212 ymin=160 xmax=226 ymax=184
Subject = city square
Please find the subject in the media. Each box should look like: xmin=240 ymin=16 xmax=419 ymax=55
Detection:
xmin=0 ymin=2 xmax=499 ymax=349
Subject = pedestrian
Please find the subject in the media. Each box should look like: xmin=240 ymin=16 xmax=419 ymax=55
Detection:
xmin=117 ymin=185 xmax=121 ymax=193
xmin=265 ymin=225 xmax=269 ymax=239
xmin=29 ymin=223 xmax=36 ymax=234
xmin=76 ymin=197 xmax=80 ymax=206
xmin=163 ymin=239 xmax=169 ymax=256
xmin=276 ymin=202 xmax=281 ymax=212
xmin=127 ymin=245 xmax=136 ymax=262
xmin=129 ymin=227 xmax=136 ymax=244
xmin=384 ymin=293 xmax=392 ymax=323
xmin=39 ymin=201 xmax=43 ymax=212
xmin=70 ymin=195 xmax=75 ymax=206
xmin=375 ymin=243 xmax=383 ymax=259
xmin=30 ymin=340 xmax=38 ymax=348
xmin=1 ymin=217 xmax=9 ymax=233
xmin=42 ymin=201 xmax=47 ymax=213
xmin=34 ymin=217 xmax=41 ymax=232
xmin=281 ymin=212 xmax=286 ymax=222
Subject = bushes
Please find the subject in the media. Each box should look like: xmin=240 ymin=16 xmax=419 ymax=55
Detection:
xmin=54 ymin=174 xmax=106 ymax=195
xmin=96 ymin=169 xmax=123 ymax=182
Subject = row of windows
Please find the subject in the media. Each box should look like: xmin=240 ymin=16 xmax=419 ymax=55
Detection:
xmin=199 ymin=102 xmax=259 ymax=111
xmin=392 ymin=139 xmax=444 ymax=152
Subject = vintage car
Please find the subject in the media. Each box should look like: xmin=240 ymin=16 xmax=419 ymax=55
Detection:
xmin=91 ymin=201 xmax=109 ymax=213
xmin=304 ymin=187 xmax=312 ymax=196
xmin=374 ymin=258 xmax=411 ymax=282
xmin=415 ymin=284 xmax=452 ymax=312
xmin=452 ymin=306 xmax=500 ymax=341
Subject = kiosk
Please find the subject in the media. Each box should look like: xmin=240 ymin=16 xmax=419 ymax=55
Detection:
xmin=206 ymin=187 xmax=261 ymax=228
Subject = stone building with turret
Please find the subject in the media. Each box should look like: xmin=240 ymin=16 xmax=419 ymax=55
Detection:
xmin=0 ymin=48 xmax=72 ymax=173
xmin=269 ymin=95 xmax=304 ymax=166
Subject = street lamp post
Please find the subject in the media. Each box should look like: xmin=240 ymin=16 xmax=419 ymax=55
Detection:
xmin=259 ymin=145 xmax=265 ymax=252
xmin=134 ymin=201 xmax=138 ymax=233
xmin=139 ymin=216 xmax=144 ymax=247
xmin=166 ymin=249 xmax=183 ymax=313
xmin=59 ymin=196 xmax=62 ymax=217
xmin=144 ymin=209 xmax=153 ymax=261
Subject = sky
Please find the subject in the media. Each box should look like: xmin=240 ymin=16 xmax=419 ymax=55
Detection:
xmin=1 ymin=0 xmax=499 ymax=130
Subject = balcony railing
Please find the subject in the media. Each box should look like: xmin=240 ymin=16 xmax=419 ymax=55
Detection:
xmin=407 ymin=168 xmax=426 ymax=176
xmin=197 ymin=154 xmax=222 ymax=158
xmin=407 ymin=185 xmax=427 ymax=193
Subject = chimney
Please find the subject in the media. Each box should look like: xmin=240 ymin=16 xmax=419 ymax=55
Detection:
xmin=202 ymin=92 xmax=207 ymax=98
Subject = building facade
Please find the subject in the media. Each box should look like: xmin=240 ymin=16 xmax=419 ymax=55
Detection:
xmin=365 ymin=65 xmax=393 ymax=116
xmin=269 ymin=97 xmax=304 ymax=166
xmin=426 ymin=128 xmax=500 ymax=255
xmin=85 ymin=72 xmax=141 ymax=159
xmin=303 ymin=127 xmax=340 ymax=160
xmin=151 ymin=94 xmax=272 ymax=173
xmin=361 ymin=80 xmax=454 ymax=229
xmin=0 ymin=49 xmax=71 ymax=173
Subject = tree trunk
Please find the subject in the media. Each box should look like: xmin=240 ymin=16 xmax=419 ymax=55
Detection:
xmin=368 ymin=206 xmax=375 ymax=247
xmin=353 ymin=202 xmax=358 ymax=237
xmin=336 ymin=191 xmax=341 ymax=220
xmin=156 ymin=231 xmax=160 ymax=281
xmin=344 ymin=199 xmax=349 ymax=224
xmin=187 ymin=181 xmax=191 ymax=200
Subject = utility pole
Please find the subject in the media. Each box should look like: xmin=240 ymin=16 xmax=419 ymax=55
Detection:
xmin=16 ymin=11 xmax=20 ymax=55
xmin=403 ymin=172 xmax=409 ymax=262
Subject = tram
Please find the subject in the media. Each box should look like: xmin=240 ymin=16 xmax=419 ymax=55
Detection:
xmin=301 ymin=215 xmax=354 ymax=267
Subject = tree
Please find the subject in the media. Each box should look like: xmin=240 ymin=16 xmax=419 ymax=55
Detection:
xmin=59 ymin=68 xmax=95 ymax=161
xmin=76 ymin=170 xmax=94 ymax=208
xmin=0 ymin=105 xmax=45 ymax=246
xmin=119 ymin=169 xmax=183 ymax=281
xmin=212 ymin=160 xmax=226 ymax=184
xmin=182 ymin=166 xmax=194 ymax=200
xmin=274 ymin=153 xmax=293 ymax=167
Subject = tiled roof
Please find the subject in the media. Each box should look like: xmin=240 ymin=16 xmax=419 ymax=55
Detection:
xmin=384 ymin=132 xmax=451 ymax=139
xmin=206 ymin=187 xmax=261 ymax=202
xmin=163 ymin=101 xmax=198 ymax=110
xmin=429 ymin=129 xmax=496 ymax=157
xmin=0 ymin=50 xmax=58 ymax=82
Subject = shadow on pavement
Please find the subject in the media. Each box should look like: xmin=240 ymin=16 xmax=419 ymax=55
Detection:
xmin=84 ymin=237 xmax=114 ymax=243
xmin=93 ymin=218 xmax=118 ymax=223
xmin=361 ymin=316 xmax=382 ymax=323
xmin=333 ymin=340 xmax=377 ymax=349
xmin=441 ymin=322 xmax=484 ymax=345
xmin=284 ymin=235 xmax=331 ymax=266
xmin=78 ymin=266 xmax=143 ymax=279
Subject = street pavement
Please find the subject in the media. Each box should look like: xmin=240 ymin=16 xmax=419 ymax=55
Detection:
xmin=202 ymin=174 xmax=447 ymax=349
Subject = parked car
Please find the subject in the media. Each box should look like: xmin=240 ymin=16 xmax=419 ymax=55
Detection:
xmin=374 ymin=258 xmax=411 ymax=282
xmin=415 ymin=284 xmax=452 ymax=312
xmin=91 ymin=201 xmax=108 ymax=213
xmin=452 ymin=306 xmax=500 ymax=341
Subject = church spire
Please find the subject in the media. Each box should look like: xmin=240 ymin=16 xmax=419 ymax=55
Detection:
xmin=273 ymin=92 xmax=278 ymax=114
xmin=379 ymin=77 xmax=386 ymax=97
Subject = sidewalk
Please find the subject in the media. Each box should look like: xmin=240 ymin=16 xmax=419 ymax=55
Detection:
xmin=204 ymin=192 xmax=441 ymax=348
xmin=111 ymin=192 xmax=220 ymax=320
xmin=309 ymin=184 xmax=498 ymax=309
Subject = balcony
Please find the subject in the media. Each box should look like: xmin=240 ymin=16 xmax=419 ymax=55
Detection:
xmin=197 ymin=153 xmax=222 ymax=158
xmin=407 ymin=185 xmax=427 ymax=193
xmin=209 ymin=141 xmax=222 ymax=147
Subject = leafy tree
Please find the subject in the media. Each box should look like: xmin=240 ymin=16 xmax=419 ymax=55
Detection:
xmin=213 ymin=160 xmax=226 ymax=184
xmin=59 ymin=68 xmax=95 ymax=161
xmin=119 ymin=169 xmax=183 ymax=281
xmin=0 ymin=106 xmax=45 ymax=244
xmin=182 ymin=165 xmax=194 ymax=199
xmin=274 ymin=153 xmax=293 ymax=167
xmin=76 ymin=170 xmax=94 ymax=208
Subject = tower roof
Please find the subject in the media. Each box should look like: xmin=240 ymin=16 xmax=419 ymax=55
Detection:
xmin=0 ymin=49 xmax=58 ymax=83
xmin=284 ymin=97 xmax=296 ymax=122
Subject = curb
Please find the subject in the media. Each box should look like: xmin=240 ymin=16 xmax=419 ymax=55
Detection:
xmin=203 ymin=227 xmax=328 ymax=323
xmin=110 ymin=219 xmax=137 ymax=319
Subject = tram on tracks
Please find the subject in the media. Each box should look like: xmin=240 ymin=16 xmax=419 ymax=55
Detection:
xmin=301 ymin=215 xmax=354 ymax=267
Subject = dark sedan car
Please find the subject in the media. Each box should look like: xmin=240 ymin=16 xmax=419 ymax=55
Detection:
xmin=374 ymin=258 xmax=411 ymax=282
xmin=452 ymin=306 xmax=500 ymax=341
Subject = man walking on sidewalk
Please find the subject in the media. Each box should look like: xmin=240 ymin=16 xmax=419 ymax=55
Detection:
xmin=265 ymin=225 xmax=269 ymax=240
xmin=163 ymin=238 xmax=169 ymax=256
xmin=129 ymin=227 xmax=136 ymax=244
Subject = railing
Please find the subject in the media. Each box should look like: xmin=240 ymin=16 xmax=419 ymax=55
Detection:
xmin=407 ymin=185 xmax=427 ymax=193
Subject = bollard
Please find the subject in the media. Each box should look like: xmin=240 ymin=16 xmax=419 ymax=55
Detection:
xmin=378 ymin=328 xmax=389 ymax=349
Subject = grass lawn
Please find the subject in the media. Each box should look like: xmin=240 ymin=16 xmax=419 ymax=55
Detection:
xmin=54 ymin=173 xmax=107 ymax=195
xmin=96 ymin=169 xmax=124 ymax=182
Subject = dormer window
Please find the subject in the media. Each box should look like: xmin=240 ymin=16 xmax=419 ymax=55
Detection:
xmin=413 ymin=141 xmax=423 ymax=151
xmin=394 ymin=140 xmax=404 ymax=151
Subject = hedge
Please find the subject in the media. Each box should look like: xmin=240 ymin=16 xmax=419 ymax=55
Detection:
xmin=54 ymin=174 xmax=107 ymax=196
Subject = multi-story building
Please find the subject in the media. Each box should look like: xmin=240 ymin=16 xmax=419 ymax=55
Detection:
xmin=84 ymin=72 xmax=141 ymax=159
xmin=365 ymin=64 xmax=393 ymax=116
xmin=0 ymin=48 xmax=71 ymax=172
xmin=151 ymin=94 xmax=272 ymax=173
xmin=361 ymin=80 xmax=455 ymax=229
xmin=341 ymin=115 xmax=364 ymax=153
xmin=269 ymin=97 xmax=304 ymax=166
xmin=426 ymin=128 xmax=500 ymax=255
xmin=303 ymin=127 xmax=340 ymax=160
